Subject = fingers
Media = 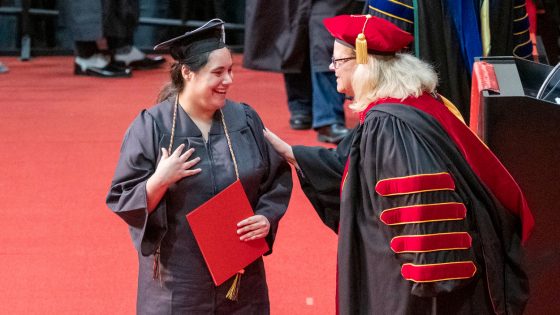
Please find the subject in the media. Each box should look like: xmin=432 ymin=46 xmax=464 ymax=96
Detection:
xmin=237 ymin=215 xmax=270 ymax=241
xmin=239 ymin=230 xmax=267 ymax=241
xmin=238 ymin=225 xmax=268 ymax=241
xmin=183 ymin=156 xmax=201 ymax=169
xmin=181 ymin=154 xmax=201 ymax=177
xmin=172 ymin=143 xmax=186 ymax=157
xmin=263 ymin=128 xmax=289 ymax=153
xmin=161 ymin=148 xmax=169 ymax=159
xmin=183 ymin=168 xmax=202 ymax=176
xmin=263 ymin=128 xmax=278 ymax=143
xmin=263 ymin=130 xmax=297 ymax=166
xmin=264 ymin=128 xmax=284 ymax=145
xmin=180 ymin=147 xmax=195 ymax=161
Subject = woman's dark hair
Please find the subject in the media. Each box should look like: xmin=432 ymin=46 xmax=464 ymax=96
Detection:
xmin=156 ymin=51 xmax=212 ymax=103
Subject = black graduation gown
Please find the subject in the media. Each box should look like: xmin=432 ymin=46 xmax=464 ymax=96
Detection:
xmin=294 ymin=101 xmax=529 ymax=314
xmin=106 ymin=99 xmax=292 ymax=314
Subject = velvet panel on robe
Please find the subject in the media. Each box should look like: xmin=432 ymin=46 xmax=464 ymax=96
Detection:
xmin=366 ymin=0 xmax=524 ymax=123
xmin=106 ymin=99 xmax=292 ymax=314
xmin=293 ymin=102 xmax=528 ymax=314
xmin=365 ymin=0 xmax=471 ymax=120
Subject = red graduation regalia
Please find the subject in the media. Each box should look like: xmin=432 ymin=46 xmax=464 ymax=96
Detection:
xmin=293 ymin=93 xmax=533 ymax=314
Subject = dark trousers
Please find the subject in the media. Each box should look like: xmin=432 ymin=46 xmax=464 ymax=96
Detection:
xmin=284 ymin=64 xmax=345 ymax=129
xmin=63 ymin=0 xmax=139 ymax=55
xmin=102 ymin=0 xmax=140 ymax=50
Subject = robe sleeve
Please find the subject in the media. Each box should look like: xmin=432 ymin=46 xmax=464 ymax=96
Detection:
xmin=361 ymin=111 xmax=479 ymax=297
xmin=106 ymin=110 xmax=167 ymax=256
xmin=291 ymin=129 xmax=355 ymax=233
xmin=244 ymin=104 xmax=293 ymax=254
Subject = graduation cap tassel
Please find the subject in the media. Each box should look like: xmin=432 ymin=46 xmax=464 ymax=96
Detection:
xmin=355 ymin=33 xmax=368 ymax=64
xmin=354 ymin=14 xmax=371 ymax=65
xmin=226 ymin=269 xmax=245 ymax=301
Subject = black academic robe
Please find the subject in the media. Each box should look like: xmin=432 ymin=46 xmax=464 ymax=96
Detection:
xmin=294 ymin=95 xmax=531 ymax=314
xmin=106 ymin=99 xmax=292 ymax=314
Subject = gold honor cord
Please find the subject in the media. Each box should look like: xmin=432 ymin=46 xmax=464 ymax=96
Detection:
xmin=219 ymin=109 xmax=244 ymax=300
xmin=220 ymin=109 xmax=240 ymax=181
xmin=168 ymin=95 xmax=179 ymax=153
xmin=153 ymin=95 xmax=180 ymax=284
xmin=168 ymin=97 xmax=239 ymax=181
xmin=164 ymin=100 xmax=244 ymax=299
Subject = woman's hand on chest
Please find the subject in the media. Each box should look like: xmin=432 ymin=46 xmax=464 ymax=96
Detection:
xmin=153 ymin=144 xmax=202 ymax=186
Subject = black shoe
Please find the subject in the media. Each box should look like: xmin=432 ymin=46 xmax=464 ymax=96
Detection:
xmin=316 ymin=123 xmax=349 ymax=144
xmin=114 ymin=55 xmax=166 ymax=70
xmin=290 ymin=114 xmax=312 ymax=130
xmin=74 ymin=61 xmax=132 ymax=78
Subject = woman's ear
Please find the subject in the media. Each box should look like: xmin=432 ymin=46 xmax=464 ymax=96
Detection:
xmin=181 ymin=65 xmax=192 ymax=81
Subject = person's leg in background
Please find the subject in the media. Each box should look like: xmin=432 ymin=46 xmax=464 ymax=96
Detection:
xmin=307 ymin=0 xmax=354 ymax=143
xmin=103 ymin=0 xmax=165 ymax=70
xmin=284 ymin=60 xmax=313 ymax=130
xmin=61 ymin=0 xmax=131 ymax=77
xmin=134 ymin=0 xmax=171 ymax=50
xmin=311 ymin=70 xmax=347 ymax=143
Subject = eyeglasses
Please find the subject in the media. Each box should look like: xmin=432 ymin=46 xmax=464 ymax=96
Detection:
xmin=331 ymin=56 xmax=355 ymax=69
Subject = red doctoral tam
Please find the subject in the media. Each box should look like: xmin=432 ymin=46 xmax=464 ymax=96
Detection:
xmin=324 ymin=14 xmax=413 ymax=55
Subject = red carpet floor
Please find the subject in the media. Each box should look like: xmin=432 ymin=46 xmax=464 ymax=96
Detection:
xmin=0 ymin=55 xmax=358 ymax=314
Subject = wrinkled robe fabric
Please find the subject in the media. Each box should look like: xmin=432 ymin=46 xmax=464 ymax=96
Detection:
xmin=106 ymin=99 xmax=292 ymax=314
xmin=293 ymin=96 xmax=530 ymax=315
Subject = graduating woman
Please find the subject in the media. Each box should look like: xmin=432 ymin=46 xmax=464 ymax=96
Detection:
xmin=265 ymin=15 xmax=534 ymax=315
xmin=106 ymin=19 xmax=292 ymax=314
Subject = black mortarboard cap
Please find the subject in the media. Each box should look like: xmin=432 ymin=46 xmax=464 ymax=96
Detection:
xmin=154 ymin=18 xmax=226 ymax=61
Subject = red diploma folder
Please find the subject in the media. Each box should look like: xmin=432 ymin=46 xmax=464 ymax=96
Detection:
xmin=186 ymin=179 xmax=269 ymax=286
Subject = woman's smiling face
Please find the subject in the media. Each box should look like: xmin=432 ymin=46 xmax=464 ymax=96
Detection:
xmin=185 ymin=47 xmax=233 ymax=111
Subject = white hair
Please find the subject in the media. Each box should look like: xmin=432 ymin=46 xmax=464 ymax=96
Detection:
xmin=350 ymin=53 xmax=438 ymax=112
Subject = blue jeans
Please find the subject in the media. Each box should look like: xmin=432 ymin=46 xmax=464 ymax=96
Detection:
xmin=284 ymin=71 xmax=345 ymax=129
xmin=311 ymin=71 xmax=345 ymax=128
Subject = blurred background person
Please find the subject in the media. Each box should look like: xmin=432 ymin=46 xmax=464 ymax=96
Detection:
xmin=61 ymin=0 xmax=131 ymax=77
xmin=102 ymin=0 xmax=165 ymax=69
xmin=243 ymin=0 xmax=359 ymax=144
xmin=61 ymin=0 xmax=164 ymax=78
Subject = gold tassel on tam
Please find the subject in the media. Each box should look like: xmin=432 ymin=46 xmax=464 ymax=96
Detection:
xmin=354 ymin=14 xmax=372 ymax=64
xmin=226 ymin=269 xmax=245 ymax=301
xmin=355 ymin=33 xmax=368 ymax=64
